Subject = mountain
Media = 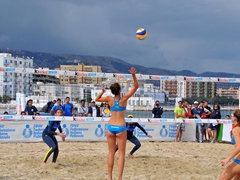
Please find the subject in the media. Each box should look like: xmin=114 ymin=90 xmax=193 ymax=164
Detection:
xmin=0 ymin=48 xmax=240 ymax=78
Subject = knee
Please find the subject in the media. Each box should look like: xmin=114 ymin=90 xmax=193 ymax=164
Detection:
xmin=136 ymin=142 xmax=141 ymax=148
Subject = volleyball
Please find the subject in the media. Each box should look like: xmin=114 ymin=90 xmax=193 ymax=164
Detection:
xmin=136 ymin=28 xmax=148 ymax=40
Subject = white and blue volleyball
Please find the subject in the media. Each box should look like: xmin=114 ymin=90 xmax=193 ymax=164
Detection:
xmin=136 ymin=28 xmax=148 ymax=40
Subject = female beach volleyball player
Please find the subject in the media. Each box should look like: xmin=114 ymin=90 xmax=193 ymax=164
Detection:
xmin=116 ymin=114 xmax=152 ymax=158
xmin=42 ymin=109 xmax=65 ymax=163
xmin=219 ymin=109 xmax=240 ymax=180
xmin=95 ymin=67 xmax=138 ymax=180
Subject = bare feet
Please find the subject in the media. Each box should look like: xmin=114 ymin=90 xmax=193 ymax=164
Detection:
xmin=128 ymin=154 xmax=134 ymax=158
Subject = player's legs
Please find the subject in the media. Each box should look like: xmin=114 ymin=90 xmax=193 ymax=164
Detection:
xmin=106 ymin=130 xmax=116 ymax=180
xmin=52 ymin=136 xmax=59 ymax=163
xmin=219 ymin=161 xmax=240 ymax=180
xmin=42 ymin=135 xmax=57 ymax=163
xmin=116 ymin=130 xmax=127 ymax=180
xmin=128 ymin=135 xmax=141 ymax=155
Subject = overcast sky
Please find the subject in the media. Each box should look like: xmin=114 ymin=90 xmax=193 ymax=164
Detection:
xmin=1 ymin=0 xmax=240 ymax=74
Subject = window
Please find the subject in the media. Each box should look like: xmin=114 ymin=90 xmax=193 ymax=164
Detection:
xmin=14 ymin=61 xmax=17 ymax=65
xmin=20 ymin=61 xmax=22 ymax=64
xmin=10 ymin=60 xmax=12 ymax=63
xmin=132 ymin=100 xmax=135 ymax=105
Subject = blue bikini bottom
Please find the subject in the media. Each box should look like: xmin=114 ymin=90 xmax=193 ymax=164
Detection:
xmin=107 ymin=124 xmax=126 ymax=134
xmin=232 ymin=158 xmax=240 ymax=165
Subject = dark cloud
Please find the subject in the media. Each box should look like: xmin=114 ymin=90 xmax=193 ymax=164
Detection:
xmin=0 ymin=0 xmax=240 ymax=74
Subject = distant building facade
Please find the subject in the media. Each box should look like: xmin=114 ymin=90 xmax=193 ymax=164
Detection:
xmin=0 ymin=53 xmax=34 ymax=99
xmin=56 ymin=63 xmax=102 ymax=84
xmin=161 ymin=80 xmax=217 ymax=98
xmin=217 ymin=87 xmax=240 ymax=99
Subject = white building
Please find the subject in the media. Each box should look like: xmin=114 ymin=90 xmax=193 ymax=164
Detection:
xmin=0 ymin=53 xmax=34 ymax=99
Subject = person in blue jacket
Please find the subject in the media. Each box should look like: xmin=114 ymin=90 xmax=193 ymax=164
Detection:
xmin=42 ymin=109 xmax=65 ymax=163
xmin=116 ymin=114 xmax=152 ymax=158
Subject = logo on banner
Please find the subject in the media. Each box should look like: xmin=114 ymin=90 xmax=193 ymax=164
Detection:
xmin=64 ymin=71 xmax=68 ymax=76
xmin=160 ymin=125 xmax=168 ymax=138
xmin=139 ymin=74 xmax=143 ymax=79
xmin=35 ymin=69 xmax=48 ymax=74
xmin=22 ymin=124 xmax=33 ymax=138
xmin=62 ymin=124 xmax=69 ymax=137
xmin=0 ymin=67 xmax=5 ymax=72
xmin=102 ymin=73 xmax=106 ymax=77
xmin=138 ymin=118 xmax=141 ymax=122
xmin=95 ymin=124 xmax=104 ymax=137
xmin=22 ymin=68 xmax=26 ymax=73
xmin=113 ymin=74 xmax=124 ymax=78
xmin=77 ymin=72 xmax=88 ymax=77
xmin=149 ymin=76 xmax=160 ymax=80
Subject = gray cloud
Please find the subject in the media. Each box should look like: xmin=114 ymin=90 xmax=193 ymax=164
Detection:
xmin=0 ymin=0 xmax=240 ymax=74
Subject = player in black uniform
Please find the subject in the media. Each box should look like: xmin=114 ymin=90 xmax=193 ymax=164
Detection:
xmin=116 ymin=115 xmax=152 ymax=158
xmin=42 ymin=109 xmax=65 ymax=163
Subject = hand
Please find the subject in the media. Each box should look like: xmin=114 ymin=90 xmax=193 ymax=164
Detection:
xmin=129 ymin=67 xmax=136 ymax=75
xmin=100 ymin=84 xmax=106 ymax=93
xmin=148 ymin=134 xmax=152 ymax=138
xmin=62 ymin=136 xmax=66 ymax=142
xmin=58 ymin=133 xmax=65 ymax=139
xmin=220 ymin=158 xmax=229 ymax=167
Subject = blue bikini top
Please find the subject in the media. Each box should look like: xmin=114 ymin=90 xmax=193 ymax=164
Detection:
xmin=110 ymin=97 xmax=126 ymax=112
xmin=232 ymin=137 xmax=236 ymax=145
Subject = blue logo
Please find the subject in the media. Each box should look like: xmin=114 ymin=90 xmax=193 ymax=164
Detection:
xmin=161 ymin=76 xmax=169 ymax=80
xmin=229 ymin=78 xmax=236 ymax=82
xmin=194 ymin=119 xmax=202 ymax=123
xmin=160 ymin=125 xmax=168 ymax=138
xmin=22 ymin=124 xmax=33 ymax=138
xmin=48 ymin=70 xmax=58 ymax=75
xmin=62 ymin=124 xmax=69 ymax=137
xmin=125 ymin=74 xmax=132 ymax=79
xmin=95 ymin=124 xmax=104 ymax=137
xmin=88 ymin=73 xmax=96 ymax=77
xmin=125 ymin=118 xmax=132 ymax=122
xmin=22 ymin=68 xmax=26 ymax=72
xmin=6 ymin=68 xmax=15 ymax=72
xmin=64 ymin=71 xmax=68 ymax=76
xmin=86 ymin=117 xmax=94 ymax=121
xmin=160 ymin=119 xmax=168 ymax=123
xmin=46 ymin=116 xmax=55 ymax=120
xmin=195 ymin=77 xmax=203 ymax=81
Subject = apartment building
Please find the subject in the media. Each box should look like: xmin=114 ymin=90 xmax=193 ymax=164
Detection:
xmin=0 ymin=53 xmax=33 ymax=99
xmin=57 ymin=63 xmax=102 ymax=84
xmin=217 ymin=87 xmax=240 ymax=99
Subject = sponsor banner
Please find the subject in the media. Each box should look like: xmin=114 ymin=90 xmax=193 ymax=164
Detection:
xmin=98 ymin=72 xmax=114 ymax=78
xmin=0 ymin=67 xmax=239 ymax=83
xmin=0 ymin=121 xmax=196 ymax=142
xmin=218 ymin=120 xmax=233 ymax=124
xmin=218 ymin=78 xmax=240 ymax=83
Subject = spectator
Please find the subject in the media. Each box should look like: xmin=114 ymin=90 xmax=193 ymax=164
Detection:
xmin=102 ymin=103 xmax=111 ymax=117
xmin=50 ymin=99 xmax=62 ymax=115
xmin=78 ymin=113 xmax=83 ymax=117
xmin=35 ymin=113 xmax=40 ymax=116
xmin=199 ymin=101 xmax=211 ymax=142
xmin=25 ymin=99 xmax=38 ymax=115
xmin=88 ymin=100 xmax=100 ymax=117
xmin=183 ymin=100 xmax=191 ymax=118
xmin=208 ymin=103 xmax=221 ymax=143
xmin=152 ymin=100 xmax=163 ymax=118
xmin=45 ymin=100 xmax=56 ymax=113
xmin=21 ymin=111 xmax=26 ymax=115
xmin=174 ymin=101 xmax=185 ymax=142
xmin=62 ymin=97 xmax=74 ymax=117
xmin=100 ymin=103 xmax=104 ymax=117
xmin=77 ymin=99 xmax=88 ymax=117
xmin=3 ymin=111 xmax=8 ymax=115
xmin=191 ymin=101 xmax=203 ymax=143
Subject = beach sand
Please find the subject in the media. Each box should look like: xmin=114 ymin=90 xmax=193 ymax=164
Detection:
xmin=0 ymin=141 xmax=232 ymax=180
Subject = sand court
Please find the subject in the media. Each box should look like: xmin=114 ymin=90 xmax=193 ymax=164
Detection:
xmin=0 ymin=141 xmax=232 ymax=180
